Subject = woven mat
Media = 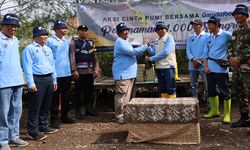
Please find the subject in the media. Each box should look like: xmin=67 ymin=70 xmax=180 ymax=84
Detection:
xmin=126 ymin=123 xmax=200 ymax=145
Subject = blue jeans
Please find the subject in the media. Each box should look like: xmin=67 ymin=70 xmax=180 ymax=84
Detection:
xmin=190 ymin=70 xmax=209 ymax=109
xmin=156 ymin=68 xmax=176 ymax=94
xmin=0 ymin=86 xmax=23 ymax=146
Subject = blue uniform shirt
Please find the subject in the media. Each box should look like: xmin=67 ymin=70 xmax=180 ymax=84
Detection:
xmin=186 ymin=31 xmax=209 ymax=71
xmin=46 ymin=35 xmax=71 ymax=77
xmin=112 ymin=37 xmax=148 ymax=80
xmin=0 ymin=32 xmax=24 ymax=88
xmin=204 ymin=29 xmax=232 ymax=73
xmin=22 ymin=42 xmax=57 ymax=88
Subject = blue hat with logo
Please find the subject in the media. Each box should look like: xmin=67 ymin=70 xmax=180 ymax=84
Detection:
xmin=116 ymin=23 xmax=129 ymax=33
xmin=33 ymin=26 xmax=49 ymax=38
xmin=155 ymin=21 xmax=168 ymax=31
xmin=53 ymin=20 xmax=68 ymax=30
xmin=207 ymin=16 xmax=221 ymax=27
xmin=77 ymin=24 xmax=88 ymax=31
xmin=1 ymin=13 xmax=20 ymax=27
xmin=232 ymin=4 xmax=249 ymax=17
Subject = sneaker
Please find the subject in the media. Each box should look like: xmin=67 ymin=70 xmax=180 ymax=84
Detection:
xmin=9 ymin=138 xmax=29 ymax=147
xmin=29 ymin=132 xmax=47 ymax=141
xmin=117 ymin=117 xmax=125 ymax=124
xmin=40 ymin=127 xmax=58 ymax=134
xmin=61 ymin=116 xmax=75 ymax=124
xmin=75 ymin=113 xmax=85 ymax=120
xmin=0 ymin=144 xmax=11 ymax=150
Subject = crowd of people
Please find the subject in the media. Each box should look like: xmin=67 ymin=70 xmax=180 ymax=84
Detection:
xmin=0 ymin=3 xmax=249 ymax=150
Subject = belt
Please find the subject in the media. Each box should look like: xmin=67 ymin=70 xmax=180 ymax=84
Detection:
xmin=33 ymin=73 xmax=52 ymax=77
xmin=208 ymin=57 xmax=229 ymax=67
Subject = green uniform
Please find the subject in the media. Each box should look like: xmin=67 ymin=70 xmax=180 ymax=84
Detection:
xmin=228 ymin=23 xmax=250 ymax=114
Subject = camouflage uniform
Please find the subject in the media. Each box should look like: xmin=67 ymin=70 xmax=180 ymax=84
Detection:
xmin=228 ymin=23 xmax=250 ymax=114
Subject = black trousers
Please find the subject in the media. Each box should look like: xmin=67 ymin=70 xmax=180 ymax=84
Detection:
xmin=206 ymin=72 xmax=231 ymax=100
xmin=27 ymin=75 xmax=53 ymax=136
xmin=50 ymin=76 xmax=71 ymax=119
xmin=75 ymin=74 xmax=94 ymax=113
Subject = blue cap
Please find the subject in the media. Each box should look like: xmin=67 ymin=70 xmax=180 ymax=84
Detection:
xmin=116 ymin=23 xmax=129 ymax=33
xmin=77 ymin=25 xmax=88 ymax=31
xmin=155 ymin=21 xmax=168 ymax=31
xmin=33 ymin=26 xmax=49 ymax=38
xmin=53 ymin=20 xmax=67 ymax=30
xmin=1 ymin=14 xmax=20 ymax=27
xmin=207 ymin=16 xmax=221 ymax=27
xmin=232 ymin=4 xmax=249 ymax=17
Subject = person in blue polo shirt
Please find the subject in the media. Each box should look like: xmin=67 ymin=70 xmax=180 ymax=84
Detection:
xmin=46 ymin=20 xmax=74 ymax=129
xmin=0 ymin=14 xmax=29 ymax=150
xmin=112 ymin=23 xmax=149 ymax=124
xmin=203 ymin=16 xmax=232 ymax=124
xmin=186 ymin=19 xmax=210 ymax=112
xmin=22 ymin=26 xmax=58 ymax=141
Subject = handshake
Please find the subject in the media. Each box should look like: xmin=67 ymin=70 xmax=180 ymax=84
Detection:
xmin=143 ymin=39 xmax=151 ymax=47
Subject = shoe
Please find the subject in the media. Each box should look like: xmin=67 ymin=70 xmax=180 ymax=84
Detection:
xmin=75 ymin=113 xmax=85 ymax=120
xmin=61 ymin=116 xmax=75 ymax=124
xmin=40 ymin=127 xmax=58 ymax=134
xmin=204 ymin=96 xmax=220 ymax=118
xmin=223 ymin=99 xmax=231 ymax=124
xmin=50 ymin=118 xmax=61 ymax=129
xmin=0 ymin=144 xmax=11 ymax=150
xmin=117 ymin=117 xmax=125 ymax=124
xmin=231 ymin=119 xmax=250 ymax=128
xmin=85 ymin=109 xmax=99 ymax=116
xmin=9 ymin=138 xmax=29 ymax=147
xmin=29 ymin=132 xmax=47 ymax=141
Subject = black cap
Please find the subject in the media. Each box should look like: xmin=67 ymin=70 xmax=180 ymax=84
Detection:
xmin=77 ymin=25 xmax=88 ymax=31
xmin=53 ymin=20 xmax=67 ymax=30
xmin=1 ymin=13 xmax=20 ymax=27
xmin=232 ymin=4 xmax=249 ymax=18
xmin=116 ymin=23 xmax=129 ymax=33
xmin=33 ymin=26 xmax=49 ymax=38
xmin=190 ymin=19 xmax=203 ymax=25
xmin=155 ymin=21 xmax=168 ymax=31
xmin=207 ymin=16 xmax=221 ymax=27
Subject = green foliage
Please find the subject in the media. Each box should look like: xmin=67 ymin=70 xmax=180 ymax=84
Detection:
xmin=96 ymin=51 xmax=114 ymax=77
xmin=176 ymin=49 xmax=189 ymax=74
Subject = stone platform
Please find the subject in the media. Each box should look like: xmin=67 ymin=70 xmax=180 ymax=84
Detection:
xmin=124 ymin=98 xmax=200 ymax=144
xmin=124 ymin=98 xmax=199 ymax=123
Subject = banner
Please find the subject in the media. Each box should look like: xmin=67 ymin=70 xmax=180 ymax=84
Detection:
xmin=77 ymin=0 xmax=250 ymax=50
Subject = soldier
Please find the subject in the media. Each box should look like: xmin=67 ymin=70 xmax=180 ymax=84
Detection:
xmin=46 ymin=20 xmax=74 ymax=129
xmin=145 ymin=21 xmax=177 ymax=98
xmin=70 ymin=25 xmax=100 ymax=120
xmin=186 ymin=19 xmax=210 ymax=112
xmin=22 ymin=26 xmax=58 ymax=141
xmin=203 ymin=16 xmax=232 ymax=124
xmin=229 ymin=4 xmax=250 ymax=128
xmin=0 ymin=14 xmax=29 ymax=150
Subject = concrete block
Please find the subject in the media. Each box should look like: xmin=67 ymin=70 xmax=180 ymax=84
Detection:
xmin=124 ymin=98 xmax=199 ymax=123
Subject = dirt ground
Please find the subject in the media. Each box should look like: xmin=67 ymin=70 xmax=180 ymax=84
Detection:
xmin=12 ymin=98 xmax=250 ymax=150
